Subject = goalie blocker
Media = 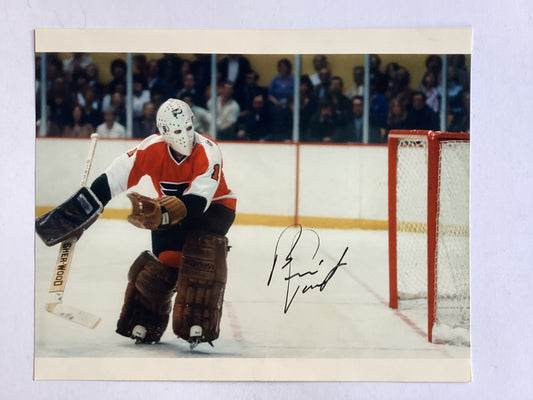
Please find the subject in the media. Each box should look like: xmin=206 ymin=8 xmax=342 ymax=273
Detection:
xmin=36 ymin=187 xmax=103 ymax=246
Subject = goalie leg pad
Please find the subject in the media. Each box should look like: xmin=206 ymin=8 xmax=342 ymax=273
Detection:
xmin=35 ymin=187 xmax=103 ymax=246
xmin=116 ymin=251 xmax=179 ymax=343
xmin=172 ymin=231 xmax=229 ymax=344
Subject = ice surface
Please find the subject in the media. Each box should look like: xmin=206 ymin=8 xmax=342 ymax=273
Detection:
xmin=34 ymin=220 xmax=469 ymax=360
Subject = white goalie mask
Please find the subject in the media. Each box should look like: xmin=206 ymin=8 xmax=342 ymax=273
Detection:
xmin=156 ymin=98 xmax=196 ymax=156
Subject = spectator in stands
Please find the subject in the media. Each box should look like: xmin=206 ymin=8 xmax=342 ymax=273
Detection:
xmin=48 ymin=74 xmax=68 ymax=102
xmin=304 ymin=99 xmax=337 ymax=142
xmin=180 ymin=91 xmax=212 ymax=136
xmin=85 ymin=63 xmax=104 ymax=101
xmin=133 ymin=102 xmax=156 ymax=139
xmin=62 ymin=52 xmax=94 ymax=80
xmin=176 ymin=72 xmax=205 ymax=108
xmin=179 ymin=59 xmax=192 ymax=89
xmin=43 ymin=56 xmax=64 ymax=94
xmin=47 ymin=87 xmax=73 ymax=136
xmin=418 ymin=72 xmax=440 ymax=113
xmin=96 ymin=108 xmax=126 ymax=138
xmin=132 ymin=74 xmax=151 ymax=119
xmin=449 ymin=54 xmax=470 ymax=90
xmin=309 ymin=55 xmax=327 ymax=86
xmin=268 ymin=58 xmax=294 ymax=141
xmin=384 ymin=62 xmax=400 ymax=98
xmin=133 ymin=54 xmax=148 ymax=78
xmin=345 ymin=66 xmax=365 ymax=99
xmin=368 ymin=83 xmax=389 ymax=143
xmin=109 ymin=91 xmax=126 ymax=126
xmin=423 ymin=55 xmax=443 ymax=86
xmin=79 ymin=86 xmax=103 ymax=129
xmin=107 ymin=58 xmax=127 ymax=95
xmin=292 ymin=74 xmax=318 ymax=136
xmin=404 ymin=91 xmax=439 ymax=131
xmin=237 ymin=94 xmax=272 ymax=141
xmin=327 ymin=76 xmax=352 ymax=128
xmin=268 ymin=58 xmax=294 ymax=109
xmin=335 ymin=96 xmax=364 ymax=143
xmin=218 ymin=54 xmax=252 ymax=109
xmin=369 ymin=54 xmax=387 ymax=95
xmin=240 ymin=70 xmax=267 ymax=116
xmin=150 ymin=92 xmax=164 ymax=114
xmin=314 ymin=67 xmax=331 ymax=99
xmin=101 ymin=78 xmax=126 ymax=116
xmin=63 ymin=105 xmax=84 ymax=137
xmin=146 ymin=59 xmax=172 ymax=101
xmin=70 ymin=69 xmax=89 ymax=106
xmin=191 ymin=54 xmax=212 ymax=96
xmin=386 ymin=97 xmax=407 ymax=134
xmin=208 ymin=81 xmax=241 ymax=140
xmin=445 ymin=65 xmax=465 ymax=116
xmin=386 ymin=66 xmax=413 ymax=111
xmin=157 ymin=54 xmax=183 ymax=96
xmin=448 ymin=90 xmax=470 ymax=133
xmin=65 ymin=106 xmax=95 ymax=138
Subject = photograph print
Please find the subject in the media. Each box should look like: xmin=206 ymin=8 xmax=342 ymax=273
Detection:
xmin=34 ymin=28 xmax=472 ymax=381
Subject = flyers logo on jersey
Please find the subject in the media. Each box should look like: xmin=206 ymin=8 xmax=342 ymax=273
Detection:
xmin=160 ymin=181 xmax=189 ymax=197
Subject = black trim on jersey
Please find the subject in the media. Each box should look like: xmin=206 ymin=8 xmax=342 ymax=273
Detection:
xmin=182 ymin=194 xmax=208 ymax=220
xmin=89 ymin=173 xmax=112 ymax=206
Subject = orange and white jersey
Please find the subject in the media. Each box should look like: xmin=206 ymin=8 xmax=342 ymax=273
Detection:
xmin=104 ymin=133 xmax=236 ymax=212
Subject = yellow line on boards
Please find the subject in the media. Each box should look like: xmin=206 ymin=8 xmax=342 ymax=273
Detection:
xmin=35 ymin=206 xmax=388 ymax=231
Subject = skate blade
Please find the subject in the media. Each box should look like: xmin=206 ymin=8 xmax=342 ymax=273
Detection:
xmin=189 ymin=339 xmax=200 ymax=351
xmin=188 ymin=339 xmax=214 ymax=350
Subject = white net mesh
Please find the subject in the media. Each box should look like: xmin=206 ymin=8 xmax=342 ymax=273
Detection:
xmin=393 ymin=135 xmax=470 ymax=345
xmin=433 ymin=141 xmax=470 ymax=343
xmin=396 ymin=138 xmax=428 ymax=299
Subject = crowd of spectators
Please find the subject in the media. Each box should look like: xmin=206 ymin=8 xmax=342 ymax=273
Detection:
xmin=36 ymin=53 xmax=470 ymax=143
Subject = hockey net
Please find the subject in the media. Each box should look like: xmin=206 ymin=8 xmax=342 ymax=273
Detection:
xmin=388 ymin=130 xmax=470 ymax=346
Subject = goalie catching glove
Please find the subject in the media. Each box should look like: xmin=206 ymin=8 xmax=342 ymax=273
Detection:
xmin=127 ymin=193 xmax=187 ymax=230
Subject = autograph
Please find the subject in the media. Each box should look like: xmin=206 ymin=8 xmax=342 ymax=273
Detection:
xmin=267 ymin=224 xmax=349 ymax=313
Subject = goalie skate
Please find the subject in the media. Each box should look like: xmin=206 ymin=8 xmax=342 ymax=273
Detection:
xmin=188 ymin=325 xmax=213 ymax=350
xmin=132 ymin=325 xmax=147 ymax=343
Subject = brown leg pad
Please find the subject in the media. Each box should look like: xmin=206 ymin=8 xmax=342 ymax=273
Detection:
xmin=172 ymin=231 xmax=228 ymax=344
xmin=116 ymin=251 xmax=179 ymax=343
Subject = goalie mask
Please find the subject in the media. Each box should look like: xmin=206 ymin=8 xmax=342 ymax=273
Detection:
xmin=156 ymin=99 xmax=196 ymax=156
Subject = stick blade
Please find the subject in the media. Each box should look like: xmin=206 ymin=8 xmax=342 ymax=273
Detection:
xmin=45 ymin=303 xmax=101 ymax=329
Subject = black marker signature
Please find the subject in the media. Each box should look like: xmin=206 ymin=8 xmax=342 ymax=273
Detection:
xmin=267 ymin=224 xmax=349 ymax=313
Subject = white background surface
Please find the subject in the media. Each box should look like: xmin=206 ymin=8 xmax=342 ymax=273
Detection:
xmin=1 ymin=0 xmax=532 ymax=399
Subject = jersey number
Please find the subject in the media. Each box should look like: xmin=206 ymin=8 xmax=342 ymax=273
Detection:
xmin=211 ymin=164 xmax=220 ymax=181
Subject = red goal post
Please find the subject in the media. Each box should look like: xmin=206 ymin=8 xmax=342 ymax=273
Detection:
xmin=388 ymin=130 xmax=470 ymax=344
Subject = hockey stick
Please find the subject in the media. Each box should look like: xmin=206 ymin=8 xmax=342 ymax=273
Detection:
xmin=44 ymin=133 xmax=101 ymax=329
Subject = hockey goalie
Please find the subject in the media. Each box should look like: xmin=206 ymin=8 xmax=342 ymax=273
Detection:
xmin=36 ymin=99 xmax=236 ymax=348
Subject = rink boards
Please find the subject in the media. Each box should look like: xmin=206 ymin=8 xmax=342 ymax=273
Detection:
xmin=35 ymin=138 xmax=388 ymax=230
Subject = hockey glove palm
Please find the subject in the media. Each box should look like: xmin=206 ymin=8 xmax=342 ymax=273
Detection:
xmin=127 ymin=192 xmax=187 ymax=230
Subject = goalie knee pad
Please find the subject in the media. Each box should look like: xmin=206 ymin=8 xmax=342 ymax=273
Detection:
xmin=172 ymin=231 xmax=229 ymax=345
xmin=116 ymin=251 xmax=179 ymax=343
